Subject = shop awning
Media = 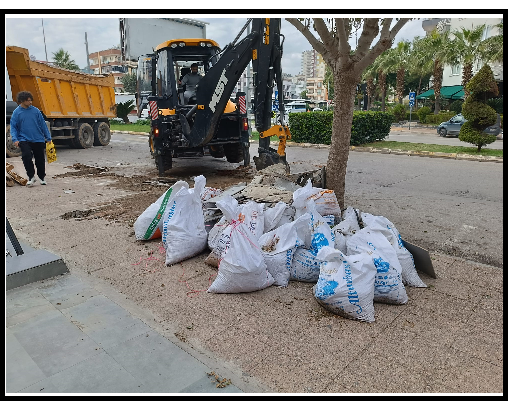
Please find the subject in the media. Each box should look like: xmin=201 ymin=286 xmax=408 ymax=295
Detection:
xmin=416 ymin=85 xmax=464 ymax=100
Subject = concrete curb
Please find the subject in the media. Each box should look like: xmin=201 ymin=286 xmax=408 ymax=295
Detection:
xmin=113 ymin=131 xmax=502 ymax=163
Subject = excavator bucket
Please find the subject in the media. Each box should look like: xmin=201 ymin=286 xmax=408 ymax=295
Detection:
xmin=254 ymin=124 xmax=292 ymax=171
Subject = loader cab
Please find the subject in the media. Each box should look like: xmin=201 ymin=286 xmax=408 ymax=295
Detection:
xmin=153 ymin=39 xmax=221 ymax=109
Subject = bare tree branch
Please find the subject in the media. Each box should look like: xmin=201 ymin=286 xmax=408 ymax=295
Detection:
xmin=355 ymin=18 xmax=410 ymax=73
xmin=354 ymin=18 xmax=379 ymax=61
xmin=285 ymin=18 xmax=328 ymax=57
xmin=335 ymin=18 xmax=351 ymax=57
xmin=313 ymin=18 xmax=337 ymax=55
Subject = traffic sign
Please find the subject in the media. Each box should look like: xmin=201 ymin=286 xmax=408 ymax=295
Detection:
xmin=275 ymin=90 xmax=278 ymax=99
xmin=409 ymin=100 xmax=414 ymax=107
xmin=409 ymin=92 xmax=416 ymax=101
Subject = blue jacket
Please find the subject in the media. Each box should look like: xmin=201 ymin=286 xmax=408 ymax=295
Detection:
xmin=10 ymin=105 xmax=52 ymax=143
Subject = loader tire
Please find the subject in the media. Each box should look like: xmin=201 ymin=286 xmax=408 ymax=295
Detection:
xmin=155 ymin=153 xmax=172 ymax=176
xmin=6 ymin=125 xmax=21 ymax=157
xmin=93 ymin=122 xmax=111 ymax=146
xmin=73 ymin=123 xmax=94 ymax=149
xmin=224 ymin=143 xmax=243 ymax=163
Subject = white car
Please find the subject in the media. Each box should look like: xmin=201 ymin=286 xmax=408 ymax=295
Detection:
xmin=312 ymin=107 xmax=322 ymax=111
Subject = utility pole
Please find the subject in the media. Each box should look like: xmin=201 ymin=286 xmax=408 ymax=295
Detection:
xmin=97 ymin=51 xmax=102 ymax=74
xmin=41 ymin=19 xmax=48 ymax=62
xmin=85 ymin=32 xmax=91 ymax=73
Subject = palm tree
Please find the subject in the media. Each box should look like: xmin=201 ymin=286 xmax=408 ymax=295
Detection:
xmin=362 ymin=62 xmax=377 ymax=110
xmin=374 ymin=50 xmax=392 ymax=112
xmin=424 ymin=30 xmax=454 ymax=114
xmin=52 ymin=48 xmax=80 ymax=71
xmin=409 ymin=36 xmax=434 ymax=110
xmin=383 ymin=41 xmax=411 ymax=105
xmin=483 ymin=22 xmax=503 ymax=64
xmin=451 ymin=24 xmax=488 ymax=99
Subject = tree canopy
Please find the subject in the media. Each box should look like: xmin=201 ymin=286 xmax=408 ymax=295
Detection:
xmin=52 ymin=48 xmax=80 ymax=71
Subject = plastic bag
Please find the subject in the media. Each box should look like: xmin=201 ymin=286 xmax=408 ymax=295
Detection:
xmin=208 ymin=196 xmax=274 ymax=293
xmin=46 ymin=141 xmax=57 ymax=163
xmin=290 ymin=200 xmax=335 ymax=282
xmin=134 ymin=180 xmax=189 ymax=240
xmin=292 ymin=179 xmax=341 ymax=218
xmin=259 ymin=213 xmax=311 ymax=286
xmin=361 ymin=212 xmax=426 ymax=288
xmin=314 ymin=246 xmax=376 ymax=322
xmin=346 ymin=227 xmax=408 ymax=305
xmin=163 ymin=176 xmax=207 ymax=265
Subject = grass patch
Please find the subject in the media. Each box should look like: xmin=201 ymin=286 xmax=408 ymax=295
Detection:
xmin=251 ymin=131 xmax=280 ymax=142
xmin=110 ymin=123 xmax=150 ymax=133
xmin=361 ymin=141 xmax=503 ymax=157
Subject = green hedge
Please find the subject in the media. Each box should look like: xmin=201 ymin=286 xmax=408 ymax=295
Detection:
xmin=288 ymin=111 xmax=394 ymax=146
xmin=425 ymin=111 xmax=456 ymax=125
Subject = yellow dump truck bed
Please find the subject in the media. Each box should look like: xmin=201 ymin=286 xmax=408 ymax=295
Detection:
xmin=6 ymin=46 xmax=116 ymax=119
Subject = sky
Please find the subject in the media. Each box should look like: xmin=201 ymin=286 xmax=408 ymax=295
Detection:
xmin=5 ymin=13 xmax=502 ymax=100
xmin=5 ymin=16 xmax=427 ymax=75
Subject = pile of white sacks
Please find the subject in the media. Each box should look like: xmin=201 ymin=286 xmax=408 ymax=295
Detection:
xmin=134 ymin=175 xmax=426 ymax=323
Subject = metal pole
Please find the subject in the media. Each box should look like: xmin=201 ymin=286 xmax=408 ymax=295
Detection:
xmin=85 ymin=32 xmax=91 ymax=73
xmin=41 ymin=19 xmax=48 ymax=62
xmin=245 ymin=19 xmax=252 ymax=133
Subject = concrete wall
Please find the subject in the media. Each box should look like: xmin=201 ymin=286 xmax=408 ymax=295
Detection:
xmin=120 ymin=18 xmax=207 ymax=61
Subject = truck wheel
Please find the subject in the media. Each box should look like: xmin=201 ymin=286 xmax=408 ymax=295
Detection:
xmin=208 ymin=145 xmax=225 ymax=158
xmin=93 ymin=122 xmax=111 ymax=146
xmin=224 ymin=143 xmax=243 ymax=163
xmin=6 ymin=125 xmax=21 ymax=157
xmin=73 ymin=123 xmax=94 ymax=149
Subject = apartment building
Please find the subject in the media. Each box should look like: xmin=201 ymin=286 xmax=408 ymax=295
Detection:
xmin=88 ymin=48 xmax=129 ymax=93
xmin=422 ymin=17 xmax=503 ymax=92
xmin=301 ymin=50 xmax=326 ymax=78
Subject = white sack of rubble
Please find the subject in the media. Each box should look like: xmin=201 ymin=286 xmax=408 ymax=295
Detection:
xmin=208 ymin=196 xmax=274 ymax=293
xmin=292 ymin=179 xmax=341 ymax=218
xmin=290 ymin=200 xmax=335 ymax=282
xmin=263 ymin=201 xmax=287 ymax=233
xmin=134 ymin=180 xmax=189 ymax=241
xmin=314 ymin=246 xmax=376 ymax=322
xmin=163 ymin=175 xmax=207 ymax=265
xmin=331 ymin=206 xmax=370 ymax=255
xmin=361 ymin=212 xmax=427 ymax=288
xmin=259 ymin=213 xmax=311 ymax=286
xmin=207 ymin=197 xmax=265 ymax=267
xmin=346 ymin=228 xmax=408 ymax=305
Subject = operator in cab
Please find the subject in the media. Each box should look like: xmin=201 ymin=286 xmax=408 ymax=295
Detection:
xmin=179 ymin=63 xmax=202 ymax=104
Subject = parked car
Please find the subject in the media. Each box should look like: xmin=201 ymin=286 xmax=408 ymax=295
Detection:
xmin=437 ymin=113 xmax=502 ymax=138
xmin=312 ymin=107 xmax=322 ymax=111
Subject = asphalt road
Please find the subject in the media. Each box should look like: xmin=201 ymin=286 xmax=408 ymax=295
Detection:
xmin=50 ymin=132 xmax=503 ymax=268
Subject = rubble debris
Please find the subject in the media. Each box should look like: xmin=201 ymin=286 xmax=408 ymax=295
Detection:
xmin=6 ymin=162 xmax=27 ymax=186
xmin=6 ymin=175 xmax=15 ymax=187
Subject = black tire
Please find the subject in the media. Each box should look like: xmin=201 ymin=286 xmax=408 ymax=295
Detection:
xmin=93 ymin=122 xmax=111 ymax=146
xmin=242 ymin=144 xmax=250 ymax=167
xmin=6 ymin=125 xmax=22 ymax=157
xmin=439 ymin=127 xmax=447 ymax=138
xmin=224 ymin=143 xmax=244 ymax=163
xmin=73 ymin=122 xmax=94 ymax=149
xmin=155 ymin=153 xmax=172 ymax=176
xmin=208 ymin=145 xmax=225 ymax=158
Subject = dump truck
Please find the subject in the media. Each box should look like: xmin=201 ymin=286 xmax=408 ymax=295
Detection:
xmin=6 ymin=46 xmax=116 ymax=157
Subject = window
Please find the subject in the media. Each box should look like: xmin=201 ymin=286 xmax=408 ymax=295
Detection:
xmin=451 ymin=64 xmax=461 ymax=75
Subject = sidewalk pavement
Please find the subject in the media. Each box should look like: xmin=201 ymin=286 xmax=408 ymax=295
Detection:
xmin=6 ymin=241 xmax=249 ymax=394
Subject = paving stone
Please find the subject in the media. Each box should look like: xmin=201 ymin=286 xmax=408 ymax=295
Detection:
xmin=60 ymin=295 xmax=152 ymax=349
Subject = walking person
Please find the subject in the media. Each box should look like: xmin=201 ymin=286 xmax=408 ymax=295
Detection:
xmin=10 ymin=91 xmax=52 ymax=186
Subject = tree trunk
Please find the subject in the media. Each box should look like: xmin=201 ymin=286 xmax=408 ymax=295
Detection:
xmin=326 ymin=70 xmax=359 ymax=211
xmin=462 ymin=63 xmax=473 ymax=100
xmin=379 ymin=70 xmax=386 ymax=112
xmin=416 ymin=76 xmax=422 ymax=110
xmin=433 ymin=59 xmax=443 ymax=114
xmin=397 ymin=67 xmax=405 ymax=105
xmin=123 ymin=116 xmax=130 ymax=124
xmin=366 ymin=78 xmax=374 ymax=110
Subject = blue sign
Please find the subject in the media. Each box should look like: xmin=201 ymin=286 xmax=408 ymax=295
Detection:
xmin=409 ymin=92 xmax=416 ymax=100
xmin=275 ymin=90 xmax=279 ymax=99
xmin=409 ymin=100 xmax=414 ymax=107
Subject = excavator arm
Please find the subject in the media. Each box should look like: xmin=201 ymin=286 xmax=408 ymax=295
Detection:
xmin=181 ymin=18 xmax=289 ymax=168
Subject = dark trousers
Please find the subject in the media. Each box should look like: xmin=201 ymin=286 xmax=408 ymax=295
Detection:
xmin=19 ymin=141 xmax=46 ymax=181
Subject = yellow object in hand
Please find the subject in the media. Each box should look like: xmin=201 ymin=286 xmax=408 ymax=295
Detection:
xmin=46 ymin=141 xmax=57 ymax=163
